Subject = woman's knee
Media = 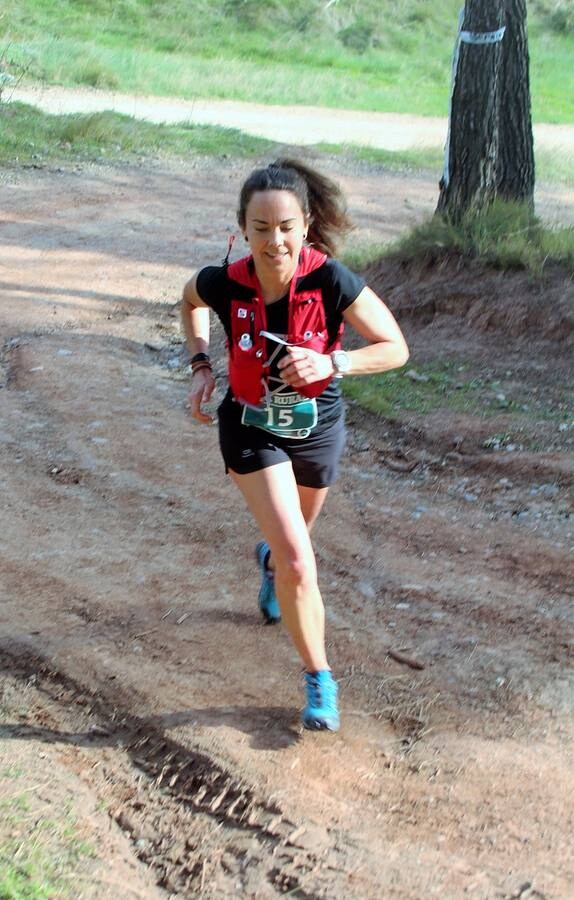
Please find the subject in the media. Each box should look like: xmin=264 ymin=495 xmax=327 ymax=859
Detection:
xmin=273 ymin=546 xmax=317 ymax=590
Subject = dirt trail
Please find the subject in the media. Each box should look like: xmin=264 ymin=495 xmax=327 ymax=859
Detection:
xmin=1 ymin=154 xmax=573 ymax=898
xmin=9 ymin=83 xmax=574 ymax=153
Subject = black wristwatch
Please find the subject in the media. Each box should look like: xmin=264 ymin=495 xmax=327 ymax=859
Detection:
xmin=191 ymin=352 xmax=211 ymax=365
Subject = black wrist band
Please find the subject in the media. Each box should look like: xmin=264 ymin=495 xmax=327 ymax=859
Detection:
xmin=191 ymin=352 xmax=210 ymax=365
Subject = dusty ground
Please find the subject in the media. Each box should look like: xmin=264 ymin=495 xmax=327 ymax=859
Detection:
xmin=0 ymin=152 xmax=573 ymax=899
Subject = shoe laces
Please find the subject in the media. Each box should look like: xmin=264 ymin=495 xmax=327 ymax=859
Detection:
xmin=304 ymin=671 xmax=335 ymax=708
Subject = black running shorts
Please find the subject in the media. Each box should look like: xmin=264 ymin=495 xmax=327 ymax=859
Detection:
xmin=217 ymin=392 xmax=346 ymax=488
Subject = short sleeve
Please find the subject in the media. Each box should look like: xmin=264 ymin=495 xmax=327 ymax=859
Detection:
xmin=195 ymin=265 xmax=228 ymax=317
xmin=322 ymin=259 xmax=366 ymax=313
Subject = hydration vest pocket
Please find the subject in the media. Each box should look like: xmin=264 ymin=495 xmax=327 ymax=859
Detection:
xmin=228 ymin=343 xmax=264 ymax=406
xmin=290 ymin=290 xmax=326 ymax=340
xmin=229 ymin=299 xmax=265 ymax=405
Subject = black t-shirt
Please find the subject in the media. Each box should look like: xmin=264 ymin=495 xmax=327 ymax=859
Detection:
xmin=196 ymin=257 xmax=365 ymax=426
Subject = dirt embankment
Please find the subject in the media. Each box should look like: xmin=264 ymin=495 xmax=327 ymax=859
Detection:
xmin=1 ymin=155 xmax=573 ymax=898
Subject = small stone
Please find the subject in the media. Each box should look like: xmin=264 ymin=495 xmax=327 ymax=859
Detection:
xmin=221 ymin=852 xmax=241 ymax=874
xmin=539 ymin=483 xmax=559 ymax=498
xmin=287 ymin=823 xmax=328 ymax=852
xmin=357 ymin=582 xmax=376 ymax=600
xmin=405 ymin=368 xmax=429 ymax=383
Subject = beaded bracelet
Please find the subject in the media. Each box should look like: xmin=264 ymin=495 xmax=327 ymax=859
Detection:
xmin=191 ymin=362 xmax=213 ymax=376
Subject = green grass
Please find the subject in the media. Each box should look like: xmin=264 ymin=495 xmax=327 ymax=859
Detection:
xmin=342 ymin=361 xmax=573 ymax=421
xmin=343 ymin=362 xmax=488 ymax=419
xmin=321 ymin=142 xmax=574 ymax=186
xmin=340 ymin=202 xmax=574 ymax=277
xmin=0 ymin=101 xmax=275 ymax=164
xmin=4 ymin=102 xmax=573 ymax=194
xmin=387 ymin=201 xmax=574 ymax=275
xmin=0 ymin=795 xmax=94 ymax=900
xmin=535 ymin=148 xmax=574 ymax=184
xmin=1 ymin=0 xmax=573 ymax=122
xmin=319 ymin=143 xmax=446 ymax=174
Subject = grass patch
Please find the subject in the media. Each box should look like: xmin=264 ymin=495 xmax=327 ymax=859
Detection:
xmin=535 ymin=148 xmax=574 ymax=184
xmin=340 ymin=241 xmax=391 ymax=273
xmin=4 ymin=103 xmax=572 ymax=195
xmin=0 ymin=101 xmax=275 ymax=164
xmin=318 ymin=143 xmax=445 ymax=174
xmin=321 ymin=142 xmax=574 ymax=187
xmin=0 ymin=794 xmax=94 ymax=900
xmin=1 ymin=0 xmax=573 ymax=122
xmin=342 ymin=361 xmax=573 ymax=421
xmin=389 ymin=201 xmax=574 ymax=275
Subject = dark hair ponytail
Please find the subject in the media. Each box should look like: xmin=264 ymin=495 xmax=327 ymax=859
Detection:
xmin=237 ymin=158 xmax=353 ymax=257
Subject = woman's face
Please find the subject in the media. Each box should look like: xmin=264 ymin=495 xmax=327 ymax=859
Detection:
xmin=242 ymin=189 xmax=308 ymax=284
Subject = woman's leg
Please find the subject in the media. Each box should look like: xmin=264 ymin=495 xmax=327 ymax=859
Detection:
xmin=297 ymin=483 xmax=329 ymax=532
xmin=264 ymin=483 xmax=328 ymax=578
xmin=229 ymin=462 xmax=328 ymax=673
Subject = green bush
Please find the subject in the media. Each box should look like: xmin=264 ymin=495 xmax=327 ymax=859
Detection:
xmin=533 ymin=0 xmax=574 ymax=33
xmin=338 ymin=19 xmax=375 ymax=52
xmin=58 ymin=111 xmax=130 ymax=145
xmin=392 ymin=200 xmax=574 ymax=274
xmin=75 ymin=59 xmax=119 ymax=89
xmin=0 ymin=101 xmax=275 ymax=163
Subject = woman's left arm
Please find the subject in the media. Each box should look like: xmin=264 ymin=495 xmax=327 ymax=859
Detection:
xmin=278 ymin=286 xmax=409 ymax=388
xmin=340 ymin=286 xmax=409 ymax=374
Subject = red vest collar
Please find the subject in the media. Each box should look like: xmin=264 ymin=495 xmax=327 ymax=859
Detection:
xmin=227 ymin=246 xmax=327 ymax=290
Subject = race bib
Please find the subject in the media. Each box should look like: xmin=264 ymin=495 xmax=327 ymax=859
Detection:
xmin=241 ymin=393 xmax=318 ymax=440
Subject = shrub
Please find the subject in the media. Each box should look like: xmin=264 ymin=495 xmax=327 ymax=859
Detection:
xmin=391 ymin=200 xmax=574 ymax=275
xmin=533 ymin=0 xmax=574 ymax=33
xmin=338 ymin=19 xmax=375 ymax=52
xmin=75 ymin=59 xmax=119 ymax=89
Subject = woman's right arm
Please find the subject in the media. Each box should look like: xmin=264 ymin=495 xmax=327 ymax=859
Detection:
xmin=181 ymin=273 xmax=216 ymax=424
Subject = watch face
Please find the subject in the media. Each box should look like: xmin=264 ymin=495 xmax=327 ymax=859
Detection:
xmin=333 ymin=351 xmax=350 ymax=373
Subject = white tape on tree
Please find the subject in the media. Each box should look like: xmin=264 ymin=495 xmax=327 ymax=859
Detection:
xmin=460 ymin=26 xmax=506 ymax=44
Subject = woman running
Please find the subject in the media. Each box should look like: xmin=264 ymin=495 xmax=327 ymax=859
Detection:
xmin=181 ymin=159 xmax=409 ymax=732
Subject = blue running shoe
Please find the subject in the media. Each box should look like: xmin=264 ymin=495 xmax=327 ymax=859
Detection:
xmin=302 ymin=670 xmax=340 ymax=732
xmin=255 ymin=540 xmax=281 ymax=624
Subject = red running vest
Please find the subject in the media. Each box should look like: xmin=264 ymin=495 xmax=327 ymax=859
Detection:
xmin=226 ymin=247 xmax=344 ymax=406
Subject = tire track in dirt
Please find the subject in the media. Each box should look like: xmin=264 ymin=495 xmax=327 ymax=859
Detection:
xmin=0 ymin=643 xmax=362 ymax=898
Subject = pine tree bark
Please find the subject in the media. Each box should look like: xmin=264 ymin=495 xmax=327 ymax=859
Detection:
xmin=437 ymin=0 xmax=506 ymax=219
xmin=497 ymin=0 xmax=535 ymax=205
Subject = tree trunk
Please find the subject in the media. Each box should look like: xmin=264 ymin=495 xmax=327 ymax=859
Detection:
xmin=437 ymin=0 xmax=505 ymax=219
xmin=497 ymin=0 xmax=535 ymax=205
